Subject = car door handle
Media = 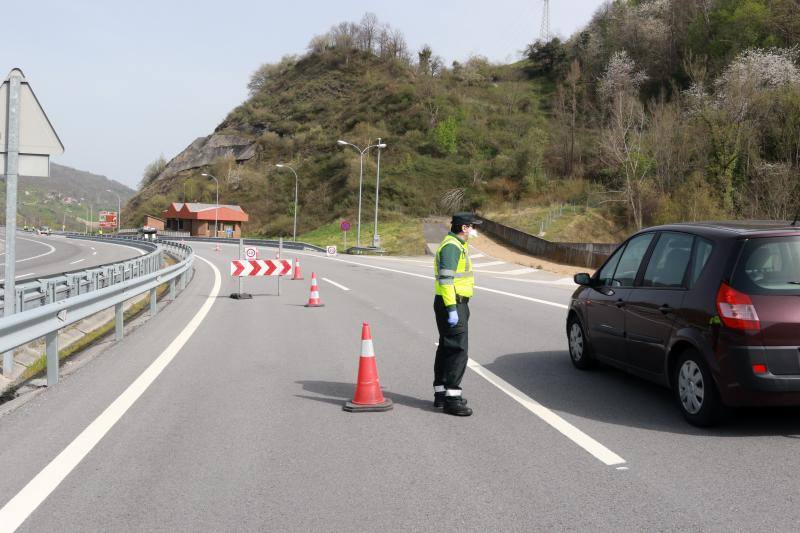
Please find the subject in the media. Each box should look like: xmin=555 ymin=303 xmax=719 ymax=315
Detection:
xmin=659 ymin=304 xmax=673 ymax=314
xmin=615 ymin=299 xmax=626 ymax=308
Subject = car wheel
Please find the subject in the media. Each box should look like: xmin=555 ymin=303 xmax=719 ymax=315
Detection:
xmin=674 ymin=349 xmax=723 ymax=427
xmin=567 ymin=316 xmax=595 ymax=370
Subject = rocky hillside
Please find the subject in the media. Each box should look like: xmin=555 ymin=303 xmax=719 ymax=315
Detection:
xmin=124 ymin=15 xmax=552 ymax=236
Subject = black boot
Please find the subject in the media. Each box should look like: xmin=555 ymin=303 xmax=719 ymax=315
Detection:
xmin=443 ymin=396 xmax=473 ymax=416
xmin=435 ymin=392 xmax=468 ymax=408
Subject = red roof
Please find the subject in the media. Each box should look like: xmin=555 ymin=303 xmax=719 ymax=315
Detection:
xmin=163 ymin=202 xmax=249 ymax=222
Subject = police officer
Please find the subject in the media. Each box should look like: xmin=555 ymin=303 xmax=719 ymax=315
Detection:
xmin=433 ymin=212 xmax=481 ymax=416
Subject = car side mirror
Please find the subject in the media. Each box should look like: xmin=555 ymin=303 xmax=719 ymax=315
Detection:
xmin=574 ymin=273 xmax=592 ymax=286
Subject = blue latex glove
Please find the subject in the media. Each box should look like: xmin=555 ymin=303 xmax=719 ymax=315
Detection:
xmin=447 ymin=310 xmax=459 ymax=327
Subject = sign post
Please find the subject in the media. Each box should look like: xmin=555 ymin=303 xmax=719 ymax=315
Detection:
xmin=1 ymin=69 xmax=64 ymax=377
xmin=341 ymin=220 xmax=350 ymax=251
xmin=230 ymin=238 xmax=253 ymax=300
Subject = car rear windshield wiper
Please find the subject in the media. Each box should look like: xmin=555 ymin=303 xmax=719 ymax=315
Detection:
xmin=789 ymin=281 xmax=800 ymax=285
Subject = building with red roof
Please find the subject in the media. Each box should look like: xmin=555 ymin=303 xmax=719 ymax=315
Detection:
xmin=162 ymin=202 xmax=249 ymax=238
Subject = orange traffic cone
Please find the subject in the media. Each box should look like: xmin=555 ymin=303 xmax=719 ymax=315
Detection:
xmin=344 ymin=323 xmax=393 ymax=412
xmin=305 ymin=272 xmax=325 ymax=307
xmin=292 ymin=257 xmax=304 ymax=280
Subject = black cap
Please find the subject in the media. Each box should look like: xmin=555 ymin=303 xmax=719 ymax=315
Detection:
xmin=451 ymin=212 xmax=483 ymax=226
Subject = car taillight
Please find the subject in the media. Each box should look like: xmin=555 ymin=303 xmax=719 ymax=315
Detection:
xmin=716 ymin=282 xmax=760 ymax=331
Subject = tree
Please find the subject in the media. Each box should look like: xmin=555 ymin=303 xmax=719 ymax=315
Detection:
xmin=140 ymin=155 xmax=167 ymax=189
xmin=524 ymin=38 xmax=567 ymax=77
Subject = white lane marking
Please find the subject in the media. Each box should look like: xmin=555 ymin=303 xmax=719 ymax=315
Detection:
xmin=0 ymin=256 xmax=221 ymax=532
xmin=501 ymin=267 xmax=538 ymax=275
xmin=497 ymin=277 xmax=575 ymax=287
xmin=69 ymin=259 xmax=86 ymax=265
xmin=92 ymin=251 xmax=97 ymax=256
xmin=0 ymin=273 xmax=36 ymax=283
xmin=472 ymin=261 xmax=505 ymax=268
xmin=322 ymin=277 xmax=350 ymax=291
xmin=467 ymin=359 xmax=626 ymax=467
xmin=290 ymin=250 xmax=569 ymax=310
xmin=0 ymin=237 xmax=57 ymax=265
xmin=471 ymin=253 xmax=486 ymax=259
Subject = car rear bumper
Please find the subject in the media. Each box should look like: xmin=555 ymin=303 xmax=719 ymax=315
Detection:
xmin=718 ymin=346 xmax=800 ymax=406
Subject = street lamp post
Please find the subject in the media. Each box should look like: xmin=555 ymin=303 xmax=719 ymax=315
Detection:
xmin=337 ymin=139 xmax=387 ymax=248
xmin=275 ymin=164 xmax=300 ymax=241
xmin=106 ymin=189 xmax=121 ymax=233
xmin=372 ymin=138 xmax=386 ymax=248
xmin=201 ymin=173 xmax=219 ymax=238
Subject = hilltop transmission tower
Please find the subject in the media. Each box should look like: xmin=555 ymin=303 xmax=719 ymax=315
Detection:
xmin=540 ymin=0 xmax=551 ymax=41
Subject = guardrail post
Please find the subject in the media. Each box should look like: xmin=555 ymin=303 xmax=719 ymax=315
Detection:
xmin=115 ymin=302 xmax=124 ymax=341
xmin=150 ymin=287 xmax=158 ymax=316
xmin=2 ymin=351 xmax=13 ymax=377
xmin=46 ymin=330 xmax=58 ymax=386
xmin=169 ymin=278 xmax=176 ymax=300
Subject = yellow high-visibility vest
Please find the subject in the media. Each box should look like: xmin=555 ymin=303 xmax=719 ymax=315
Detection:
xmin=434 ymin=234 xmax=474 ymax=307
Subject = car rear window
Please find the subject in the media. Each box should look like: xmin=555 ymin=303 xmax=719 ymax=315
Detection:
xmin=731 ymin=237 xmax=800 ymax=295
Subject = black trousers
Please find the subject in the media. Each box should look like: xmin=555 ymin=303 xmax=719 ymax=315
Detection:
xmin=433 ymin=295 xmax=470 ymax=391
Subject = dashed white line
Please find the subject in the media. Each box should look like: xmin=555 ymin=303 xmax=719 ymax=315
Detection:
xmin=321 ymin=277 xmax=350 ymax=291
xmin=472 ymin=260 xmax=505 ymax=268
xmin=69 ymin=259 xmax=86 ymax=265
xmin=0 ymin=273 xmax=36 ymax=283
xmin=467 ymin=359 xmax=626 ymax=467
xmin=0 ymin=255 xmax=222 ymax=532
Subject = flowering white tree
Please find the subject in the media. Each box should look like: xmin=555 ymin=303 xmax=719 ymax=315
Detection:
xmin=598 ymin=51 xmax=649 ymax=103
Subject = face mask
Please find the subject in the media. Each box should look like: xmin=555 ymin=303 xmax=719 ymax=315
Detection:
xmin=468 ymin=228 xmax=479 ymax=239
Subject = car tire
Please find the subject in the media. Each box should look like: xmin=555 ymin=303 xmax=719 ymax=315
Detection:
xmin=567 ymin=316 xmax=595 ymax=370
xmin=673 ymin=349 xmax=723 ymax=427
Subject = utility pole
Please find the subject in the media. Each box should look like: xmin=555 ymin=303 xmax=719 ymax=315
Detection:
xmin=2 ymin=70 xmax=22 ymax=376
xmin=540 ymin=0 xmax=551 ymax=42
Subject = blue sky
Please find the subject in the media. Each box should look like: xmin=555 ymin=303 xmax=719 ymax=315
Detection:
xmin=5 ymin=0 xmax=607 ymax=188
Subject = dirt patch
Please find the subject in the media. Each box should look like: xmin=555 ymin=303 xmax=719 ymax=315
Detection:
xmin=473 ymin=232 xmax=595 ymax=277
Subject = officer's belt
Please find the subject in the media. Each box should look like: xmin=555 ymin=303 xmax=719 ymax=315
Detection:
xmin=456 ymin=295 xmax=470 ymax=303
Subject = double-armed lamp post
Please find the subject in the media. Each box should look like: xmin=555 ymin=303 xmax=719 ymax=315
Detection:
xmin=337 ymin=139 xmax=387 ymax=248
xmin=275 ymin=164 xmax=300 ymax=241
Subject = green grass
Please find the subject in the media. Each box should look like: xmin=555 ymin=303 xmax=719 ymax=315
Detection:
xmin=298 ymin=217 xmax=425 ymax=256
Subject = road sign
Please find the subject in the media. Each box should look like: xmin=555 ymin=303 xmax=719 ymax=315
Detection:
xmin=327 ymin=246 xmax=338 ymax=257
xmin=341 ymin=220 xmax=351 ymax=232
xmin=0 ymin=69 xmax=64 ymax=178
xmin=99 ymin=211 xmax=117 ymax=229
xmin=230 ymin=259 xmax=292 ymax=277
xmin=244 ymin=246 xmax=259 ymax=260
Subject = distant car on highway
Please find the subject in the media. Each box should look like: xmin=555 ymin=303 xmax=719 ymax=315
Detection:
xmin=37 ymin=226 xmax=51 ymax=235
xmin=567 ymin=221 xmax=800 ymax=426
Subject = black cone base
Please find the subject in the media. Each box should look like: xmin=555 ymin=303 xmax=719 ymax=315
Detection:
xmin=343 ymin=399 xmax=394 ymax=412
xmin=230 ymin=293 xmax=253 ymax=300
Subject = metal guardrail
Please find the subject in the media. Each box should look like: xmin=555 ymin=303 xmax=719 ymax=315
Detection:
xmin=1 ymin=236 xmax=160 ymax=314
xmin=479 ymin=217 xmax=618 ymax=269
xmin=157 ymin=234 xmax=326 ymax=253
xmin=0 ymin=234 xmax=194 ymax=386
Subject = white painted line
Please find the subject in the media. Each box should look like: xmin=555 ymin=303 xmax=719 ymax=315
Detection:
xmin=467 ymin=359 xmax=626 ymax=467
xmin=92 ymin=251 xmax=97 ymax=256
xmin=497 ymin=277 xmax=575 ymax=287
xmin=471 ymin=253 xmax=486 ymax=259
xmin=0 ymin=273 xmax=36 ymax=283
xmin=292 ymin=250 xmax=569 ymax=310
xmin=0 ymin=256 xmax=222 ymax=533
xmin=501 ymin=267 xmax=538 ymax=276
xmin=322 ymin=277 xmax=350 ymax=291
xmin=11 ymin=237 xmax=56 ymax=264
xmin=69 ymin=259 xmax=86 ymax=265
xmin=472 ymin=261 xmax=505 ymax=268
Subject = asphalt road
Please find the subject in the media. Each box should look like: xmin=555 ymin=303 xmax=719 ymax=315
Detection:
xmin=0 ymin=233 xmax=144 ymax=284
xmin=1 ymin=240 xmax=800 ymax=531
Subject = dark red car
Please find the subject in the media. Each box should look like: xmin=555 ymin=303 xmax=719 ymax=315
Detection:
xmin=567 ymin=222 xmax=800 ymax=426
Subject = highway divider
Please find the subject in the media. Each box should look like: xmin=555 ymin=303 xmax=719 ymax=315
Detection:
xmin=0 ymin=235 xmax=193 ymax=386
